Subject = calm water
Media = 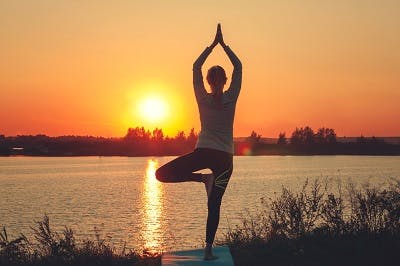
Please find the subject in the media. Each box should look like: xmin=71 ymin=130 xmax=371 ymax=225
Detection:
xmin=1 ymin=156 xmax=399 ymax=251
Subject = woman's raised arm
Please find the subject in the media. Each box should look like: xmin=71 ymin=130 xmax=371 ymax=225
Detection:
xmin=217 ymin=24 xmax=242 ymax=100
xmin=192 ymin=26 xmax=219 ymax=101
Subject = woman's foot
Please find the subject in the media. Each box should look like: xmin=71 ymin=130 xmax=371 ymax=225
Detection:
xmin=202 ymin=173 xmax=214 ymax=199
xmin=204 ymin=244 xmax=218 ymax=260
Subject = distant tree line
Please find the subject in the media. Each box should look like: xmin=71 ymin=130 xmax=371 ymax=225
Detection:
xmin=238 ymin=126 xmax=400 ymax=156
xmin=0 ymin=126 xmax=399 ymax=156
xmin=277 ymin=126 xmax=337 ymax=145
xmin=122 ymin=127 xmax=198 ymax=155
xmin=0 ymin=127 xmax=198 ymax=156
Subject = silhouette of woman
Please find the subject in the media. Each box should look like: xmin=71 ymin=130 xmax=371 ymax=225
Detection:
xmin=155 ymin=24 xmax=242 ymax=260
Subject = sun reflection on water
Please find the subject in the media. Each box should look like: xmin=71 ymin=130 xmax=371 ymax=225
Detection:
xmin=142 ymin=159 xmax=164 ymax=251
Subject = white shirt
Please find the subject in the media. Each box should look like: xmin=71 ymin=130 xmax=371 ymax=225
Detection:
xmin=192 ymin=45 xmax=242 ymax=154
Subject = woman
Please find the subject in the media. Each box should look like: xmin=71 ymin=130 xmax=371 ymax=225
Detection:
xmin=155 ymin=24 xmax=242 ymax=260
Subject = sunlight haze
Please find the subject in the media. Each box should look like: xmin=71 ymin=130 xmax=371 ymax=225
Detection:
xmin=1 ymin=0 xmax=399 ymax=137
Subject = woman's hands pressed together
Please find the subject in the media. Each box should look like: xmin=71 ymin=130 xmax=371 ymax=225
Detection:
xmin=210 ymin=23 xmax=226 ymax=49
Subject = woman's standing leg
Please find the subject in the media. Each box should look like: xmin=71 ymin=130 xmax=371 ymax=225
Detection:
xmin=204 ymin=151 xmax=233 ymax=260
xmin=205 ymin=166 xmax=232 ymax=244
xmin=155 ymin=150 xmax=208 ymax=183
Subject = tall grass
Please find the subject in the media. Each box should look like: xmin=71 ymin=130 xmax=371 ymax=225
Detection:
xmin=221 ymin=179 xmax=400 ymax=265
xmin=2 ymin=179 xmax=399 ymax=265
xmin=0 ymin=215 xmax=160 ymax=266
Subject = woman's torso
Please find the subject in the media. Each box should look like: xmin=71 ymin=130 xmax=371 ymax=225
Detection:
xmin=195 ymin=93 xmax=237 ymax=154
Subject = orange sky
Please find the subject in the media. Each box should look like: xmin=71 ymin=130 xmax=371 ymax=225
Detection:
xmin=1 ymin=0 xmax=399 ymax=137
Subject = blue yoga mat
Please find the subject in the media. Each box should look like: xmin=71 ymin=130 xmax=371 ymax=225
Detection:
xmin=162 ymin=246 xmax=234 ymax=266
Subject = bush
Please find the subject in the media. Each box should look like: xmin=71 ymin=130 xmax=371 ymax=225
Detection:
xmin=268 ymin=179 xmax=325 ymax=238
xmin=0 ymin=215 xmax=160 ymax=266
xmin=222 ymin=179 xmax=400 ymax=265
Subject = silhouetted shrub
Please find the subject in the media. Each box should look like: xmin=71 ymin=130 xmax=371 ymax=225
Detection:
xmin=222 ymin=179 xmax=400 ymax=265
xmin=0 ymin=215 xmax=160 ymax=266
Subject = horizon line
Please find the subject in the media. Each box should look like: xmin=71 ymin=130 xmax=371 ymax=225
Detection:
xmin=2 ymin=134 xmax=400 ymax=139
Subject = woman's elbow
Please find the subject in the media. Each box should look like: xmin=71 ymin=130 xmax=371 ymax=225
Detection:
xmin=234 ymin=64 xmax=242 ymax=74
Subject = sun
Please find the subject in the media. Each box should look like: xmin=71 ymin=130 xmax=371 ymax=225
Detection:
xmin=139 ymin=97 xmax=168 ymax=123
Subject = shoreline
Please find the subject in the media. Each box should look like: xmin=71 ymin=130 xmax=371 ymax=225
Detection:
xmin=2 ymin=179 xmax=399 ymax=265
xmin=1 ymin=153 xmax=400 ymax=157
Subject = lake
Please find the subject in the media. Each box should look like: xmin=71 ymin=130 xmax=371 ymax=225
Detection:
xmin=1 ymin=156 xmax=399 ymax=251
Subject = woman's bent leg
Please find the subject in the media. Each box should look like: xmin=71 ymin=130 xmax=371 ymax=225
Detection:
xmin=155 ymin=150 xmax=208 ymax=183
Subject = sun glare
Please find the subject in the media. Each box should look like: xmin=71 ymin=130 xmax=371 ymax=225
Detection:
xmin=139 ymin=97 xmax=168 ymax=122
xmin=123 ymin=84 xmax=185 ymax=136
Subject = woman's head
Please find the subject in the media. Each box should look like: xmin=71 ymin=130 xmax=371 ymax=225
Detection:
xmin=206 ymin=65 xmax=227 ymax=95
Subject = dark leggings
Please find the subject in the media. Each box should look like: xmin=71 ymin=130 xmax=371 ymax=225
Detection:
xmin=155 ymin=148 xmax=233 ymax=244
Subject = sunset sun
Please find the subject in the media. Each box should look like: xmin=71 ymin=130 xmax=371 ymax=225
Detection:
xmin=139 ymin=97 xmax=169 ymax=123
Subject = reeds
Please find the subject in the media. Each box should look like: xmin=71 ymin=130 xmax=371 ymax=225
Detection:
xmin=2 ymin=179 xmax=399 ymax=265
xmin=222 ymin=179 xmax=400 ymax=265
xmin=0 ymin=215 xmax=160 ymax=266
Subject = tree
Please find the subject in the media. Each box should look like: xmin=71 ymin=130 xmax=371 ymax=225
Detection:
xmin=290 ymin=128 xmax=302 ymax=144
xmin=325 ymin=128 xmax=337 ymax=144
xmin=124 ymin=127 xmax=151 ymax=141
xmin=247 ymin=130 xmax=261 ymax=144
xmin=187 ymin=128 xmax=198 ymax=146
xmin=277 ymin=132 xmax=287 ymax=145
xmin=314 ymin=127 xmax=337 ymax=144
xmin=303 ymin=126 xmax=315 ymax=144
xmin=175 ymin=131 xmax=186 ymax=142
xmin=152 ymin=128 xmax=164 ymax=142
xmin=290 ymin=126 xmax=314 ymax=144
